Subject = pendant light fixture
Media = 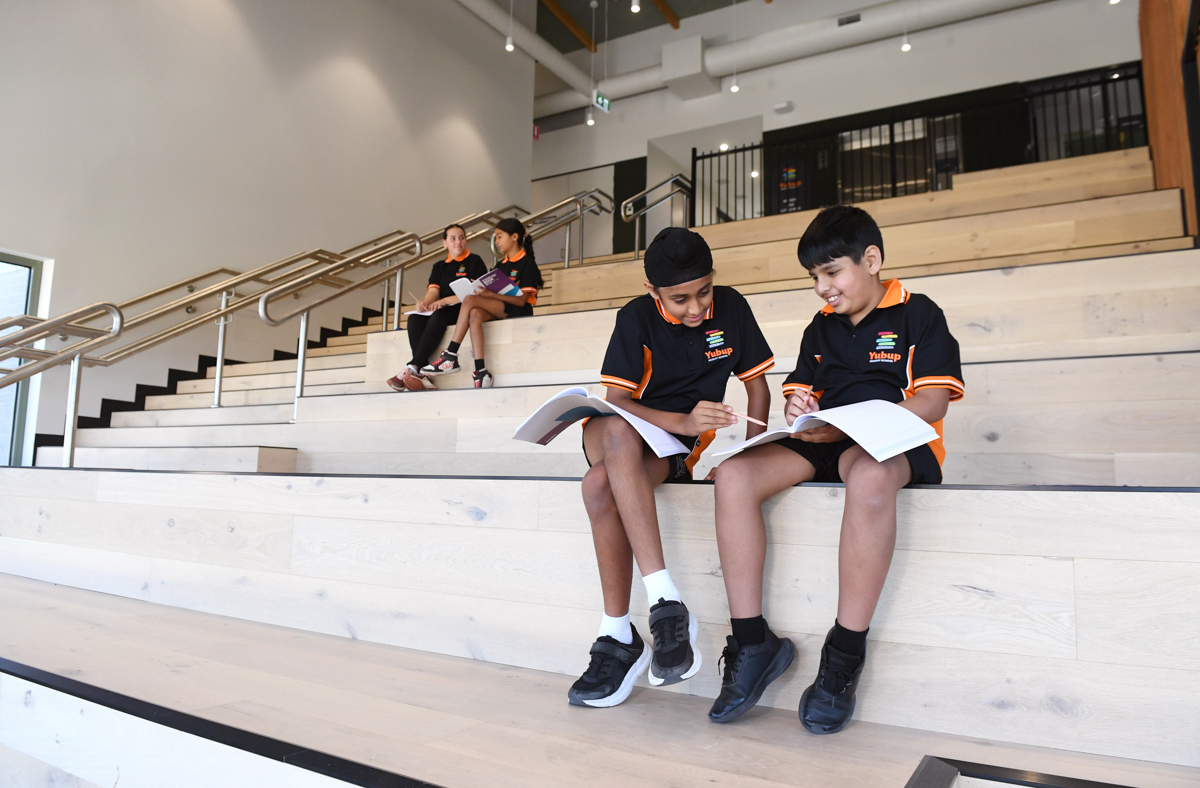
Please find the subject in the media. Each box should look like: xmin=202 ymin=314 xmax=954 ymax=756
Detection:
xmin=631 ymin=0 xmax=640 ymax=12
xmin=506 ymin=0 xmax=515 ymax=51
xmin=729 ymin=0 xmax=739 ymax=92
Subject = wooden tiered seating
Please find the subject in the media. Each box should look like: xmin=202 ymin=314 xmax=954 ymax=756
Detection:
xmin=3 ymin=467 xmax=1198 ymax=769
xmin=39 ymin=251 xmax=1200 ymax=485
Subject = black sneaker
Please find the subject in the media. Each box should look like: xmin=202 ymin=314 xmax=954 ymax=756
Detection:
xmin=708 ymin=629 xmax=795 ymax=723
xmin=472 ymin=369 xmax=493 ymax=388
xmin=798 ymin=628 xmax=866 ymax=734
xmin=420 ymin=351 xmax=460 ymax=376
xmin=647 ymin=598 xmax=701 ymax=686
xmin=567 ymin=627 xmax=650 ymax=708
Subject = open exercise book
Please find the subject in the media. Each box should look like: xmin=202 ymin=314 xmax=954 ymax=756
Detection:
xmin=448 ymin=269 xmax=521 ymax=302
xmin=713 ymin=399 xmax=937 ymax=463
xmin=512 ymin=387 xmax=690 ymax=458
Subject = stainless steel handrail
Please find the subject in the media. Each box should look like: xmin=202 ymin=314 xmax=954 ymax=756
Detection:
xmin=620 ymin=174 xmax=693 ymax=260
xmin=0 ymin=302 xmax=124 ymax=468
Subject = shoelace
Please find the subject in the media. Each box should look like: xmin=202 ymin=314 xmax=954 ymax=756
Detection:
xmin=583 ymin=649 xmax=617 ymax=681
xmin=717 ymin=643 xmax=744 ymax=683
xmin=818 ymin=663 xmax=856 ymax=694
xmin=650 ymin=611 xmax=686 ymax=651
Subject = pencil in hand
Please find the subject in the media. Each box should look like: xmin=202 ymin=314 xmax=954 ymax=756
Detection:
xmin=730 ymin=409 xmax=767 ymax=427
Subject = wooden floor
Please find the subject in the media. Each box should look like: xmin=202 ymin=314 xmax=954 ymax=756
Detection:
xmin=2 ymin=575 xmax=1196 ymax=788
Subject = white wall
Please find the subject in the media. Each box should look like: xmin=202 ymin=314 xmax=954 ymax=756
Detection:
xmin=532 ymin=0 xmax=1141 ymax=178
xmin=0 ymin=0 xmax=536 ymax=452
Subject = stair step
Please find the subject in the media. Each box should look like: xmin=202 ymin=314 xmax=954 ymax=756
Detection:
xmin=181 ymin=365 xmax=367 ymax=394
xmin=35 ymin=445 xmax=297 ymax=473
xmin=206 ymin=353 xmax=366 ymax=379
xmin=111 ymin=403 xmax=295 ymax=428
xmin=146 ymin=381 xmax=389 ymax=411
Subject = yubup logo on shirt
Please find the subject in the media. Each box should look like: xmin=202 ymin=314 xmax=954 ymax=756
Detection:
xmin=705 ymin=329 xmax=732 ymax=361
xmin=869 ymin=331 xmax=901 ymax=363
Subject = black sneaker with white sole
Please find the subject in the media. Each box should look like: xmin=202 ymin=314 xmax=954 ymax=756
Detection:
xmin=708 ymin=628 xmax=795 ymax=723
xmin=472 ymin=369 xmax=493 ymax=388
xmin=420 ymin=351 xmax=460 ymax=376
xmin=567 ymin=627 xmax=650 ymax=708
xmin=647 ymin=598 xmax=701 ymax=686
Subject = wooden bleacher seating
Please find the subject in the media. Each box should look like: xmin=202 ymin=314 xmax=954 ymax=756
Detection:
xmin=2 ymin=466 xmax=1197 ymax=769
xmin=37 ymin=251 xmax=1200 ymax=486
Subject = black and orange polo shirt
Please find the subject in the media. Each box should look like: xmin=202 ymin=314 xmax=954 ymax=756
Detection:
xmin=428 ymin=250 xmax=487 ymax=297
xmin=781 ymin=279 xmax=964 ymax=464
xmin=494 ymin=249 xmax=543 ymax=317
xmin=601 ymin=286 xmax=775 ymax=471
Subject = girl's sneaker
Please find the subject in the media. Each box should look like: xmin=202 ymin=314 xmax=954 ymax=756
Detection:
xmin=403 ymin=367 xmax=436 ymax=391
xmin=421 ymin=351 xmax=460 ymax=376
xmin=385 ymin=374 xmax=409 ymax=392
xmin=472 ymin=369 xmax=493 ymax=389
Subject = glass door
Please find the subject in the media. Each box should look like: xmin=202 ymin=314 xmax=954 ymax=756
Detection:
xmin=0 ymin=259 xmax=35 ymax=465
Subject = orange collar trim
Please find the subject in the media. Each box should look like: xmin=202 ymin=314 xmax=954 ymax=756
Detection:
xmin=445 ymin=250 xmax=471 ymax=263
xmin=820 ymin=278 xmax=907 ymax=315
xmin=504 ymin=249 xmax=527 ymax=263
xmin=654 ymin=297 xmax=714 ymax=325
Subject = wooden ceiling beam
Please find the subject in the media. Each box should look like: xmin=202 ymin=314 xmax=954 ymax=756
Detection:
xmin=650 ymin=0 xmax=681 ymax=29
xmin=539 ymin=0 xmax=596 ymax=52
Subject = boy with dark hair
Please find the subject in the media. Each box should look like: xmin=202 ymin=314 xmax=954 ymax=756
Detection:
xmin=569 ymin=227 xmax=776 ymax=708
xmin=708 ymin=205 xmax=963 ymax=730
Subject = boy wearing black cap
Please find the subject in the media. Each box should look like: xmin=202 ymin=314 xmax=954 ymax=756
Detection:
xmin=568 ymin=227 xmax=776 ymax=708
xmin=708 ymin=205 xmax=963 ymax=731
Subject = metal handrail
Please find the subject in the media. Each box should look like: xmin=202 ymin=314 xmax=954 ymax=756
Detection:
xmin=1 ymin=302 xmax=124 ymax=468
xmin=620 ymin=174 xmax=693 ymax=260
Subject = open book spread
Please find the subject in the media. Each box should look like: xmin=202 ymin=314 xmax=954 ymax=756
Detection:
xmin=713 ymin=399 xmax=937 ymax=463
xmin=513 ymin=387 xmax=690 ymax=458
xmin=449 ymin=269 xmax=521 ymax=301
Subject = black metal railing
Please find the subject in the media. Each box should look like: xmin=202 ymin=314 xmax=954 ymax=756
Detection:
xmin=690 ymin=63 xmax=1146 ymax=227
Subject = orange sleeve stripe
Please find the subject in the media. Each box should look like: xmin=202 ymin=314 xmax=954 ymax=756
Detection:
xmin=426 ymin=283 xmax=439 ymax=289
xmin=520 ymin=287 xmax=538 ymax=293
xmin=781 ymin=382 xmax=811 ymax=393
xmin=914 ymin=376 xmax=964 ymax=390
xmin=601 ymin=375 xmax=638 ymax=391
xmin=736 ymin=357 xmax=775 ymax=381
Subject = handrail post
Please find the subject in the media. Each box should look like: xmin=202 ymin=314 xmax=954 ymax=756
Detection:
xmin=292 ymin=310 xmax=309 ymax=424
xmin=62 ymin=353 xmax=83 ymax=468
xmin=393 ymin=265 xmax=403 ymax=331
xmin=381 ymin=274 xmax=390 ymax=330
xmin=578 ymin=211 xmax=585 ymax=266
xmin=633 ymin=215 xmax=642 ymax=261
xmin=563 ymin=221 xmax=572 ymax=269
xmin=211 ymin=289 xmax=232 ymax=408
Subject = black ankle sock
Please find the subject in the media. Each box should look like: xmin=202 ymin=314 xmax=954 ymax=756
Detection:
xmin=731 ymin=615 xmax=766 ymax=647
xmin=829 ymin=620 xmax=868 ymax=658
xmin=446 ymin=341 xmax=460 ymax=355
xmin=474 ymin=359 xmax=486 ymax=372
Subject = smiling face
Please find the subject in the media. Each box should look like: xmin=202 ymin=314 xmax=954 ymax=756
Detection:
xmin=442 ymin=227 xmax=468 ymax=259
xmin=809 ymin=245 xmax=887 ymax=325
xmin=646 ymin=272 xmax=715 ymax=327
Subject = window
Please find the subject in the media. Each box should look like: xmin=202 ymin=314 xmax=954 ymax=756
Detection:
xmin=0 ymin=252 xmax=41 ymax=465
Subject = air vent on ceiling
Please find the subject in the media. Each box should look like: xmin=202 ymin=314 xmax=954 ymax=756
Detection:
xmin=838 ymin=13 xmax=861 ymax=26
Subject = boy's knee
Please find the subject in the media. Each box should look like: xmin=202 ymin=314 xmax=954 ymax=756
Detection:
xmin=468 ymin=308 xmax=484 ymax=324
xmin=599 ymin=417 xmax=642 ymax=454
xmin=845 ymin=459 xmax=900 ymax=509
xmin=714 ymin=458 xmax=752 ymax=492
xmin=581 ymin=464 xmax=614 ymax=507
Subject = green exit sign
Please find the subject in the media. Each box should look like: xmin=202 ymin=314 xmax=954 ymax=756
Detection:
xmin=592 ymin=92 xmax=610 ymax=113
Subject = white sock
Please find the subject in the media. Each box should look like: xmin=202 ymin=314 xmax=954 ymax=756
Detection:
xmin=642 ymin=568 xmax=681 ymax=605
xmin=599 ymin=613 xmax=633 ymax=645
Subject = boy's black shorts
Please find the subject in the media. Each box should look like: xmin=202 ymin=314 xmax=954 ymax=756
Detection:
xmin=776 ymin=437 xmax=942 ymax=485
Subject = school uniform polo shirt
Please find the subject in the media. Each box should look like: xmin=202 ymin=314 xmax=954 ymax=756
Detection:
xmin=600 ymin=286 xmax=775 ymax=470
xmin=427 ymin=251 xmax=487 ymax=296
xmin=494 ymin=249 xmax=543 ymax=316
xmin=781 ymin=279 xmax=964 ymax=464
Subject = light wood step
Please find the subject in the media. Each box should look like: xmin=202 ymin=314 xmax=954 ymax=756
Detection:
xmin=111 ymin=403 xmax=295 ymax=429
xmin=181 ymin=365 xmax=366 ymax=394
xmin=35 ymin=445 xmax=297 ymax=473
xmin=146 ymin=381 xmax=387 ymax=411
xmin=205 ymin=353 xmax=366 ymax=379
xmin=552 ymin=190 xmax=1188 ymax=307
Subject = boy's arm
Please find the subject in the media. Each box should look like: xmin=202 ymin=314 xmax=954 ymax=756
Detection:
xmin=743 ymin=374 xmax=770 ymax=440
xmin=605 ymin=387 xmax=736 ymax=436
xmin=898 ymin=387 xmax=950 ymax=424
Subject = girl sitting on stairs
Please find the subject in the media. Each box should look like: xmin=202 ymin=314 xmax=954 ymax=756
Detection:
xmin=419 ymin=217 xmax=543 ymax=389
